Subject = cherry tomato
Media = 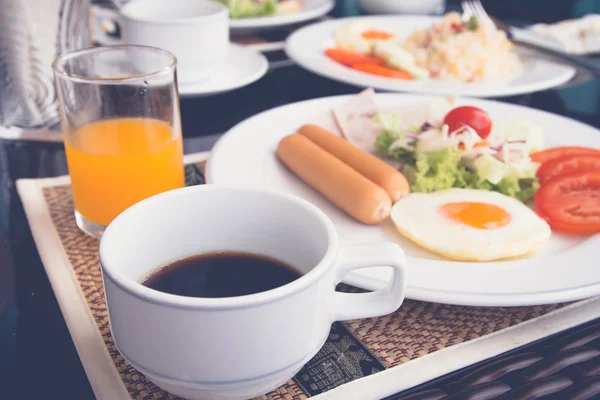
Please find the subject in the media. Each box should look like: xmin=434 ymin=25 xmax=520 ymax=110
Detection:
xmin=450 ymin=22 xmax=463 ymax=32
xmin=530 ymin=146 xmax=600 ymax=165
xmin=443 ymin=106 xmax=492 ymax=139
xmin=536 ymin=154 xmax=600 ymax=183
xmin=534 ymin=169 xmax=600 ymax=234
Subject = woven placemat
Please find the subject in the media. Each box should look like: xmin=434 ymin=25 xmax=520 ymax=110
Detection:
xmin=16 ymin=152 xmax=600 ymax=400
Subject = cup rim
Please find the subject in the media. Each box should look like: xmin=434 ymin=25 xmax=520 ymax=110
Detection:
xmin=99 ymin=185 xmax=339 ymax=310
xmin=52 ymin=45 xmax=177 ymax=84
xmin=121 ymin=0 xmax=229 ymax=25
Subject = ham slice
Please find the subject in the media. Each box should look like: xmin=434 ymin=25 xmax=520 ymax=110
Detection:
xmin=331 ymin=88 xmax=382 ymax=154
xmin=307 ymin=89 xmax=456 ymax=155
xmin=380 ymin=96 xmax=456 ymax=129
xmin=308 ymin=109 xmax=343 ymax=137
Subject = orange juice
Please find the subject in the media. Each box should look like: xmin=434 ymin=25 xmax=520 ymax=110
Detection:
xmin=64 ymin=118 xmax=184 ymax=227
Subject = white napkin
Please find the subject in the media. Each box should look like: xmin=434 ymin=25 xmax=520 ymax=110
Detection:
xmin=530 ymin=14 xmax=600 ymax=55
xmin=0 ymin=0 xmax=62 ymax=128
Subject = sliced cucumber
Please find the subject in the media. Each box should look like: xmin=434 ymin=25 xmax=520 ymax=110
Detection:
xmin=388 ymin=57 xmax=430 ymax=79
xmin=372 ymin=41 xmax=414 ymax=64
xmin=372 ymin=41 xmax=429 ymax=79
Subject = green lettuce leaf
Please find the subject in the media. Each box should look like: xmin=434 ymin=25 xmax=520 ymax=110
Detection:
xmin=496 ymin=176 xmax=539 ymax=203
xmin=375 ymin=130 xmax=415 ymax=164
xmin=216 ymin=0 xmax=277 ymax=18
xmin=375 ymin=130 xmax=540 ymax=202
xmin=402 ymin=148 xmax=539 ymax=202
xmin=402 ymin=148 xmax=464 ymax=193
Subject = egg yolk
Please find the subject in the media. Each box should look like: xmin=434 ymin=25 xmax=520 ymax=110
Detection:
xmin=439 ymin=202 xmax=511 ymax=229
xmin=361 ymin=30 xmax=394 ymax=40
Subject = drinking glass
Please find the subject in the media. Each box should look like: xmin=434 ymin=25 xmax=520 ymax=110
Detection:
xmin=53 ymin=45 xmax=185 ymax=239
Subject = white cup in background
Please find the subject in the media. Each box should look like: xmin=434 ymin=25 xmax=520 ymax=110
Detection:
xmin=99 ymin=186 xmax=407 ymax=400
xmin=92 ymin=0 xmax=229 ymax=84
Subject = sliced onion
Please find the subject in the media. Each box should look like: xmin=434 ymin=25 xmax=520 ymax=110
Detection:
xmin=389 ymin=137 xmax=416 ymax=151
xmin=492 ymin=153 xmax=505 ymax=162
xmin=420 ymin=122 xmax=432 ymax=132
xmin=462 ymin=152 xmax=483 ymax=160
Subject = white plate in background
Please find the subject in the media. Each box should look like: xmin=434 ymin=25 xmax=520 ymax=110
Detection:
xmin=229 ymin=0 xmax=334 ymax=32
xmin=286 ymin=16 xmax=577 ymax=98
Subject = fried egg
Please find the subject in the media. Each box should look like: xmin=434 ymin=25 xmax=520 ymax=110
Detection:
xmin=334 ymin=21 xmax=396 ymax=54
xmin=390 ymin=189 xmax=551 ymax=262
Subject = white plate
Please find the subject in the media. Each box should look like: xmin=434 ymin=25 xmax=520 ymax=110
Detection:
xmin=178 ymin=44 xmax=268 ymax=98
xmin=206 ymin=93 xmax=600 ymax=307
xmin=285 ymin=16 xmax=577 ymax=98
xmin=229 ymin=0 xmax=334 ymax=32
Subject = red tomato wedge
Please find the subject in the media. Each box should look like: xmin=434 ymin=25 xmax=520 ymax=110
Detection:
xmin=534 ymin=169 xmax=600 ymax=234
xmin=443 ymin=106 xmax=492 ymax=139
xmin=537 ymin=154 xmax=600 ymax=183
xmin=324 ymin=48 xmax=385 ymax=67
xmin=530 ymin=146 xmax=600 ymax=165
xmin=350 ymin=63 xmax=413 ymax=80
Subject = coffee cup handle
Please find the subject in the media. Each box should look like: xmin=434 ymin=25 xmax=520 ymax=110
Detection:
xmin=330 ymin=243 xmax=407 ymax=321
xmin=90 ymin=5 xmax=124 ymax=46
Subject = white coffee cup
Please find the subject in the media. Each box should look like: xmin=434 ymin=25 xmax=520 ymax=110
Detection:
xmin=92 ymin=0 xmax=229 ymax=84
xmin=99 ymin=185 xmax=407 ymax=400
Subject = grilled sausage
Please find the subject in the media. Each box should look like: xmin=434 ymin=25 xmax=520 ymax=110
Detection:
xmin=276 ymin=134 xmax=392 ymax=224
xmin=298 ymin=124 xmax=409 ymax=202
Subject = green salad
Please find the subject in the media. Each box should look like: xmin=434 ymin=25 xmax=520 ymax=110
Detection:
xmin=373 ymin=112 xmax=543 ymax=203
xmin=215 ymin=0 xmax=277 ymax=18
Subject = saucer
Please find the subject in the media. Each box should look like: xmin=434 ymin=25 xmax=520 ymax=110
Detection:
xmin=178 ymin=44 xmax=268 ymax=98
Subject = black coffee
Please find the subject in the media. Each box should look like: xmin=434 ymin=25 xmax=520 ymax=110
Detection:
xmin=141 ymin=251 xmax=302 ymax=298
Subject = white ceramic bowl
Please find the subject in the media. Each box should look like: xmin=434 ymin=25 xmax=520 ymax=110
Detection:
xmin=359 ymin=0 xmax=445 ymax=15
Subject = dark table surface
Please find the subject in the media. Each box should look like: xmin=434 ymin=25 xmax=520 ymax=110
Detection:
xmin=1 ymin=1 xmax=600 ymax=399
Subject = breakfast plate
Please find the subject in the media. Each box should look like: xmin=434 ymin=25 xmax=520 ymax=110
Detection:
xmin=228 ymin=0 xmax=334 ymax=32
xmin=206 ymin=93 xmax=600 ymax=307
xmin=178 ymin=44 xmax=268 ymax=98
xmin=285 ymin=16 xmax=577 ymax=98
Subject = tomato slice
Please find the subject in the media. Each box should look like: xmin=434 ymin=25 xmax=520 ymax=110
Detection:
xmin=324 ymin=48 xmax=385 ymax=67
xmin=530 ymin=146 xmax=600 ymax=165
xmin=534 ymin=169 xmax=600 ymax=234
xmin=350 ymin=63 xmax=413 ymax=80
xmin=537 ymin=154 xmax=600 ymax=183
xmin=443 ymin=106 xmax=492 ymax=139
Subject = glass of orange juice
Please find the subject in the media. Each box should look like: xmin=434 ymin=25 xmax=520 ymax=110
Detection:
xmin=52 ymin=45 xmax=185 ymax=238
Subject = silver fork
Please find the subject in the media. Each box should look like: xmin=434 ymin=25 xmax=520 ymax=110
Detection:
xmin=461 ymin=0 xmax=493 ymax=25
xmin=461 ymin=0 xmax=600 ymax=77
